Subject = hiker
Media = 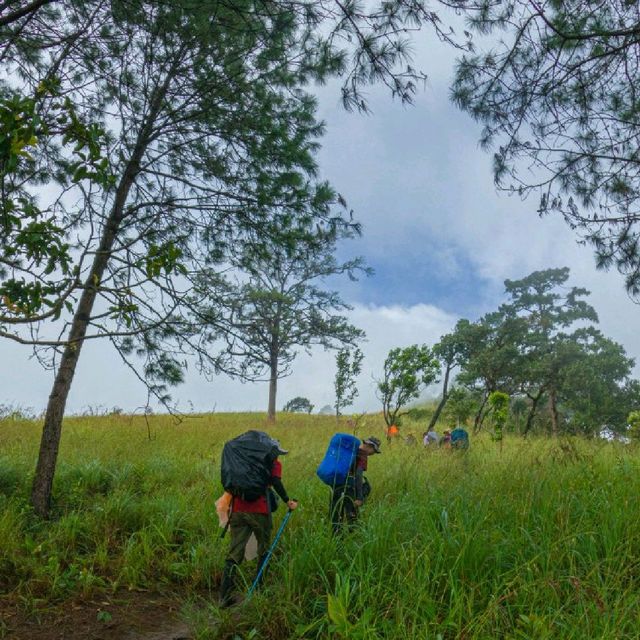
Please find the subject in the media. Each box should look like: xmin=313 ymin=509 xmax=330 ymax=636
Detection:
xmin=219 ymin=433 xmax=297 ymax=607
xmin=441 ymin=429 xmax=452 ymax=448
xmin=405 ymin=432 xmax=417 ymax=446
xmin=423 ymin=429 xmax=440 ymax=446
xmin=386 ymin=424 xmax=399 ymax=443
xmin=450 ymin=427 xmax=470 ymax=450
xmin=329 ymin=436 xmax=381 ymax=534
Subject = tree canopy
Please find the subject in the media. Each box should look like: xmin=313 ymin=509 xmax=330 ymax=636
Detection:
xmin=197 ymin=221 xmax=367 ymax=421
xmin=282 ymin=396 xmax=314 ymax=414
xmin=450 ymin=267 xmax=638 ymax=435
xmin=377 ymin=344 xmax=440 ymax=427
xmin=452 ymin=0 xmax=640 ymax=296
xmin=334 ymin=346 xmax=364 ymax=418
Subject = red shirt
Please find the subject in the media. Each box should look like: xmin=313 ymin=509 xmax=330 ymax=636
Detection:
xmin=353 ymin=450 xmax=368 ymax=472
xmin=232 ymin=459 xmax=282 ymax=515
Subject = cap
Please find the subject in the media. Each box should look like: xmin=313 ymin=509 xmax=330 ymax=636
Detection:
xmin=363 ymin=436 xmax=382 ymax=454
xmin=272 ymin=439 xmax=288 ymax=455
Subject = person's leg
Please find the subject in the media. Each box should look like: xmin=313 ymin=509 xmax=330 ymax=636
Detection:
xmin=219 ymin=559 xmax=237 ymax=607
xmin=330 ymin=486 xmax=346 ymax=535
xmin=343 ymin=486 xmax=358 ymax=529
xmin=220 ymin=513 xmax=252 ymax=606
xmin=251 ymin=513 xmax=273 ymax=589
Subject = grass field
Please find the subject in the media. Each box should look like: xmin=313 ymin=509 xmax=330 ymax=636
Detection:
xmin=1 ymin=412 xmax=639 ymax=639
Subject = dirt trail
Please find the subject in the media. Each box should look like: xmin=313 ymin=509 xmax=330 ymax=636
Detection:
xmin=0 ymin=591 xmax=195 ymax=640
xmin=122 ymin=623 xmax=191 ymax=640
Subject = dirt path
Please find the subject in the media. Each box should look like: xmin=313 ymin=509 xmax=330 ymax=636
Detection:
xmin=0 ymin=591 xmax=195 ymax=640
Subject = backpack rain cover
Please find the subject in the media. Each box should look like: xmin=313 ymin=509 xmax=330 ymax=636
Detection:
xmin=221 ymin=430 xmax=278 ymax=501
xmin=450 ymin=428 xmax=469 ymax=449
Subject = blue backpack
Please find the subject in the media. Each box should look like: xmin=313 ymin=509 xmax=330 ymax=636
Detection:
xmin=450 ymin=428 xmax=469 ymax=450
xmin=317 ymin=433 xmax=361 ymax=486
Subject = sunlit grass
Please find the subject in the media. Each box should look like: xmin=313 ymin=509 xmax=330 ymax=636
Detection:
xmin=1 ymin=413 xmax=639 ymax=638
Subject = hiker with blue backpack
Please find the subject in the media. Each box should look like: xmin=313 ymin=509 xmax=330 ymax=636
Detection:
xmin=317 ymin=434 xmax=381 ymax=534
xmin=218 ymin=431 xmax=298 ymax=608
xmin=450 ymin=427 xmax=470 ymax=450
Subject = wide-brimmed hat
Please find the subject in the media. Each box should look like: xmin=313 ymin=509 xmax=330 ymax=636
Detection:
xmin=363 ymin=436 xmax=382 ymax=454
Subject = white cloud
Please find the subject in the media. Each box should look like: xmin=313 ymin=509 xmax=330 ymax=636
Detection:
xmin=311 ymin=28 xmax=640 ymax=376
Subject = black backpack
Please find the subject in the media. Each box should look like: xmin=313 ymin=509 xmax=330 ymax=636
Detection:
xmin=221 ymin=431 xmax=278 ymax=502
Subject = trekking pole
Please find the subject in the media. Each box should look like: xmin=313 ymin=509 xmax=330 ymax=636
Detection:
xmin=246 ymin=508 xmax=293 ymax=600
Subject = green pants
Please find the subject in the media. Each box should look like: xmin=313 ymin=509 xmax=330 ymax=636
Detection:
xmin=226 ymin=512 xmax=272 ymax=565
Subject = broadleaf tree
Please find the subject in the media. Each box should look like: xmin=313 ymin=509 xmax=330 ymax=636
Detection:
xmin=455 ymin=310 xmax=525 ymax=432
xmin=377 ymin=344 xmax=440 ymax=428
xmin=282 ymin=396 xmax=314 ymax=414
xmin=426 ymin=320 xmax=472 ymax=431
xmin=441 ymin=386 xmax=479 ymax=428
xmin=558 ymin=327 xmax=636 ymax=435
xmin=629 ymin=410 xmax=640 ymax=440
xmin=488 ymin=390 xmax=509 ymax=446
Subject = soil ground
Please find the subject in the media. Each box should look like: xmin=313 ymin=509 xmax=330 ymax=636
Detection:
xmin=0 ymin=591 xmax=194 ymax=640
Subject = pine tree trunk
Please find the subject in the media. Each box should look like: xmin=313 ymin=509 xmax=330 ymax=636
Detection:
xmin=267 ymin=369 xmax=277 ymax=422
xmin=29 ymin=75 xmax=171 ymax=517
xmin=267 ymin=337 xmax=279 ymax=422
xmin=31 ymin=186 xmax=129 ymax=517
xmin=427 ymin=363 xmax=451 ymax=431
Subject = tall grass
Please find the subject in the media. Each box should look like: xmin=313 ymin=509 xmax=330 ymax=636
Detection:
xmin=1 ymin=413 xmax=639 ymax=638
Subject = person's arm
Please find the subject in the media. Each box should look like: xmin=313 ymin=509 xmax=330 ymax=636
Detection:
xmin=271 ymin=459 xmax=298 ymax=510
xmin=271 ymin=477 xmax=289 ymax=503
xmin=272 ymin=476 xmax=298 ymax=509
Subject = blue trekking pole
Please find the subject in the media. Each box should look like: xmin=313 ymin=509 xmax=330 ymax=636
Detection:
xmin=246 ymin=508 xmax=293 ymax=600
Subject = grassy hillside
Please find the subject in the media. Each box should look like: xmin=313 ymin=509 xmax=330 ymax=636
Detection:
xmin=1 ymin=413 xmax=639 ymax=638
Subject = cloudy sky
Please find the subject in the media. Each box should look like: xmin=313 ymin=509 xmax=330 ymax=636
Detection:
xmin=2 ymin=20 xmax=638 ymax=417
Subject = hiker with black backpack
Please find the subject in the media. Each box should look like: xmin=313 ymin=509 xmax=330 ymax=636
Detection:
xmin=317 ymin=434 xmax=381 ymax=535
xmin=219 ymin=431 xmax=298 ymax=608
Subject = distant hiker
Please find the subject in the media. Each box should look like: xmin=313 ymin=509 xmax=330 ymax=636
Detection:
xmin=404 ymin=433 xmax=417 ymax=446
xmin=219 ymin=431 xmax=298 ymax=608
xmin=441 ymin=430 xmax=452 ymax=448
xmin=423 ymin=430 xmax=440 ymax=446
xmin=450 ymin=427 xmax=470 ymax=451
xmin=317 ymin=434 xmax=381 ymax=534
xmin=386 ymin=424 xmax=399 ymax=443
